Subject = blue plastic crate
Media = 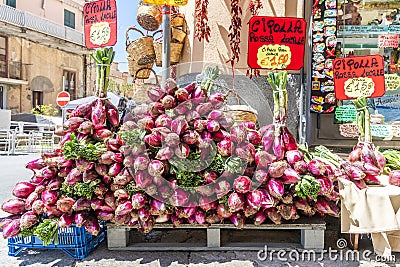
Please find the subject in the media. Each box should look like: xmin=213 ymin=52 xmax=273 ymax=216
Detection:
xmin=8 ymin=222 xmax=106 ymax=260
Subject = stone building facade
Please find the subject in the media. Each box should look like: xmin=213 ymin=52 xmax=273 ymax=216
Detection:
xmin=0 ymin=0 xmax=89 ymax=114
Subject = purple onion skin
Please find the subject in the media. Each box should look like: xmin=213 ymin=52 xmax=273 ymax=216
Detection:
xmin=248 ymin=131 xmax=262 ymax=146
xmin=3 ymin=219 xmax=21 ymax=239
xmin=230 ymin=213 xmax=245 ymax=229
xmin=41 ymin=190 xmax=58 ymax=205
xmin=230 ymin=125 xmax=247 ymax=144
xmin=228 ymin=192 xmax=245 ymax=213
xmin=12 ymin=182 xmax=35 ymax=199
xmin=254 ymin=211 xmax=267 ymax=225
xmin=233 ymin=176 xmax=252 ymax=194
xmin=25 ymin=158 xmax=46 ymax=171
xmin=255 ymin=151 xmax=275 ymax=169
xmin=246 ymin=190 xmax=263 ymax=209
xmin=218 ymin=139 xmax=233 ymax=157
xmin=72 ymin=198 xmax=91 ymax=212
xmin=132 ymin=193 xmax=147 ymax=209
xmin=285 ymin=150 xmax=304 ymax=166
xmin=364 ymin=174 xmax=381 ymax=185
xmin=268 ymin=161 xmax=288 ymax=179
xmin=148 ymin=160 xmax=165 ymax=177
xmin=308 ymin=159 xmax=327 ymax=177
xmin=217 ymin=203 xmax=232 ymax=219
xmin=349 ymin=147 xmax=362 ymax=162
xmin=282 ymin=126 xmax=298 ymax=151
xmin=267 ymin=179 xmax=284 ymax=199
xmin=84 ymin=217 xmax=101 ymax=236
xmin=116 ymin=202 xmax=134 ymax=216
xmin=273 ymin=134 xmax=286 ymax=160
xmin=282 ymin=168 xmax=301 ymax=184
xmin=262 ymin=126 xmax=275 ymax=151
xmin=374 ymin=150 xmax=386 ymax=170
xmin=91 ymin=99 xmax=106 ymax=126
xmin=19 ymin=211 xmax=38 ymax=229
xmin=59 ymin=213 xmax=74 ymax=228
xmin=389 ymin=170 xmax=400 ymax=186
xmin=56 ymin=197 xmax=75 ymax=213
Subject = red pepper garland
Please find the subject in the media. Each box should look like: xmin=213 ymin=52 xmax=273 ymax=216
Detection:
xmin=249 ymin=0 xmax=263 ymax=16
xmin=194 ymin=0 xmax=211 ymax=42
xmin=227 ymin=0 xmax=243 ymax=67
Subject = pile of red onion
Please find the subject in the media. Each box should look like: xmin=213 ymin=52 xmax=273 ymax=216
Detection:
xmin=1 ymin=74 xmax=341 ymax=239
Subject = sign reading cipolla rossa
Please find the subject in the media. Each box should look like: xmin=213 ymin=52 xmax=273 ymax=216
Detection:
xmin=247 ymin=17 xmax=307 ymax=70
xmin=84 ymin=0 xmax=117 ymax=49
xmin=332 ymin=55 xmax=386 ymax=100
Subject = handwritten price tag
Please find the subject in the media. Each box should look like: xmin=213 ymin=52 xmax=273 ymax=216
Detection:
xmin=344 ymin=77 xmax=375 ymax=98
xmin=385 ymin=74 xmax=400 ymax=91
xmin=90 ymin=22 xmax=111 ymax=46
xmin=335 ymin=105 xmax=357 ymax=122
xmin=371 ymin=125 xmax=391 ymax=138
xmin=257 ymin=44 xmax=292 ymax=69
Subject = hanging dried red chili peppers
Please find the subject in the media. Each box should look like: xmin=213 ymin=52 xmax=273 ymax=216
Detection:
xmin=194 ymin=0 xmax=211 ymax=42
xmin=227 ymin=0 xmax=243 ymax=68
xmin=249 ymin=0 xmax=263 ymax=16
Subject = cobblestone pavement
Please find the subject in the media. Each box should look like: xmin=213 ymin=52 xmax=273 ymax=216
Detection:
xmin=1 ymin=154 xmax=400 ymax=267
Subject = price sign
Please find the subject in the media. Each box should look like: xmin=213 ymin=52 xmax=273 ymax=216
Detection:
xmin=385 ymin=74 xmax=400 ymax=91
xmin=248 ymin=17 xmax=306 ymax=70
xmin=84 ymin=0 xmax=117 ymax=49
xmin=256 ymin=45 xmax=291 ymax=69
xmin=333 ymin=55 xmax=386 ymax=100
xmin=371 ymin=125 xmax=391 ymax=138
xmin=344 ymin=77 xmax=375 ymax=98
xmin=378 ymin=34 xmax=399 ymax=48
xmin=143 ymin=0 xmax=187 ymax=6
xmin=335 ymin=105 xmax=357 ymax=122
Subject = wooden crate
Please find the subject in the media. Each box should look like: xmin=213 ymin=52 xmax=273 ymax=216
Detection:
xmin=107 ymin=217 xmax=326 ymax=251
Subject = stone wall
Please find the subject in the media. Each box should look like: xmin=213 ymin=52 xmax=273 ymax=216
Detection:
xmin=6 ymin=36 xmax=85 ymax=113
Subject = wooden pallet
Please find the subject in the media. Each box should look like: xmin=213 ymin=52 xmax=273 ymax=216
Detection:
xmin=107 ymin=217 xmax=326 ymax=251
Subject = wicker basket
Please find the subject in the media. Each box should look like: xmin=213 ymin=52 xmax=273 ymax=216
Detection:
xmin=224 ymin=105 xmax=258 ymax=124
xmin=126 ymin=27 xmax=155 ymax=65
xmin=132 ymin=68 xmax=160 ymax=104
xmin=127 ymin=56 xmax=153 ymax=79
xmin=137 ymin=1 xmax=162 ymax=31
xmin=153 ymin=30 xmax=183 ymax=67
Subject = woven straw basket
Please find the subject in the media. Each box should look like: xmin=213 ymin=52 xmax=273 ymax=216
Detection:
xmin=224 ymin=105 xmax=258 ymax=124
xmin=132 ymin=68 xmax=160 ymax=104
xmin=137 ymin=1 xmax=162 ymax=31
xmin=126 ymin=27 xmax=155 ymax=65
xmin=127 ymin=56 xmax=153 ymax=79
xmin=153 ymin=30 xmax=183 ymax=67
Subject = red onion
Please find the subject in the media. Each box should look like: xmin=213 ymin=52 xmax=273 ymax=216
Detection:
xmin=165 ymin=78 xmax=178 ymax=95
xmin=374 ymin=150 xmax=386 ymax=170
xmin=63 ymin=117 xmax=85 ymax=132
xmin=145 ymin=133 xmax=161 ymax=147
xmin=261 ymin=126 xmax=274 ymax=151
xmin=150 ymin=199 xmax=168 ymax=216
xmin=215 ymin=180 xmax=231 ymax=198
xmin=25 ymin=158 xmax=46 ymax=171
xmin=72 ymin=197 xmax=91 ymax=212
xmin=206 ymin=212 xmax=222 ymax=224
xmin=282 ymin=168 xmax=301 ymax=184
xmin=185 ymin=110 xmax=200 ymax=124
xmin=198 ymin=197 xmax=217 ymax=212
xmin=174 ymin=143 xmax=190 ymax=159
xmin=278 ymin=204 xmax=299 ymax=220
xmin=3 ymin=219 xmax=20 ymax=238
xmin=267 ymin=179 xmax=284 ymax=199
xmin=59 ymin=213 xmax=74 ymax=228
xmin=12 ymin=182 xmax=35 ymax=199
xmin=56 ymin=197 xmax=75 ymax=213
xmin=170 ymin=189 xmax=190 ymax=207
xmin=171 ymin=118 xmax=188 ymax=136
xmin=175 ymin=88 xmax=190 ymax=102
xmin=217 ymin=203 xmax=232 ymax=219
xmin=218 ymin=139 xmax=233 ymax=156
xmin=230 ymin=213 xmax=245 ymax=229
xmin=273 ymin=133 xmax=285 ymax=160
xmin=2 ymin=199 xmax=25 ymax=215
xmin=228 ymin=192 xmax=245 ymax=212
xmin=206 ymin=120 xmax=220 ymax=133
xmin=255 ymin=151 xmax=275 ymax=169
xmin=286 ymin=150 xmax=304 ymax=166
xmin=254 ymin=169 xmax=269 ymax=183
xmin=135 ymin=171 xmax=152 ymax=189
xmin=233 ymin=176 xmax=252 ymax=194
xmin=161 ymin=95 xmax=177 ymax=109
xmin=74 ymin=212 xmax=87 ymax=227
xmin=131 ymin=193 xmax=147 ymax=210
xmin=208 ymin=110 xmax=224 ymax=121
xmin=32 ymin=200 xmax=45 ymax=215
xmin=195 ymin=210 xmax=206 ymax=225
xmin=244 ymin=203 xmax=258 ymax=217
xmin=364 ymin=174 xmax=380 ymax=185
xmin=230 ymin=125 xmax=247 ymax=144
xmin=282 ymin=126 xmax=298 ymax=151
xmin=254 ymin=211 xmax=267 ymax=225
xmin=174 ymin=101 xmax=192 ymax=115
xmin=194 ymin=120 xmax=208 ymax=132
xmin=134 ymin=156 xmax=150 ymax=172
xmin=259 ymin=189 xmax=274 ymax=209
xmin=25 ymin=192 xmax=39 ymax=210
xmin=116 ymin=201 xmax=133 ymax=216
xmin=192 ymin=87 xmax=206 ymax=104
xmin=137 ymin=116 xmax=155 ymax=133
xmin=90 ymin=198 xmax=104 ymax=211
xmin=183 ymin=130 xmax=200 ymax=145
xmin=268 ymin=161 xmax=288 ymax=178
xmin=308 ymin=159 xmax=327 ymax=176
xmin=19 ymin=211 xmax=38 ymax=229
xmin=246 ymin=190 xmax=263 ymax=209
xmin=203 ymin=171 xmax=218 ymax=184
xmin=209 ymin=92 xmax=225 ymax=109
xmin=104 ymin=192 xmax=116 ymax=209
xmin=114 ymin=189 xmax=130 ymax=199
xmin=148 ymin=102 xmax=165 ymax=118
xmin=389 ymin=170 xmax=400 ymax=186
xmin=41 ymin=190 xmax=58 ymax=205
xmin=108 ymin=163 xmax=123 ymax=177
xmin=148 ymin=86 xmax=165 ymax=102
xmin=247 ymin=131 xmax=262 ymax=146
